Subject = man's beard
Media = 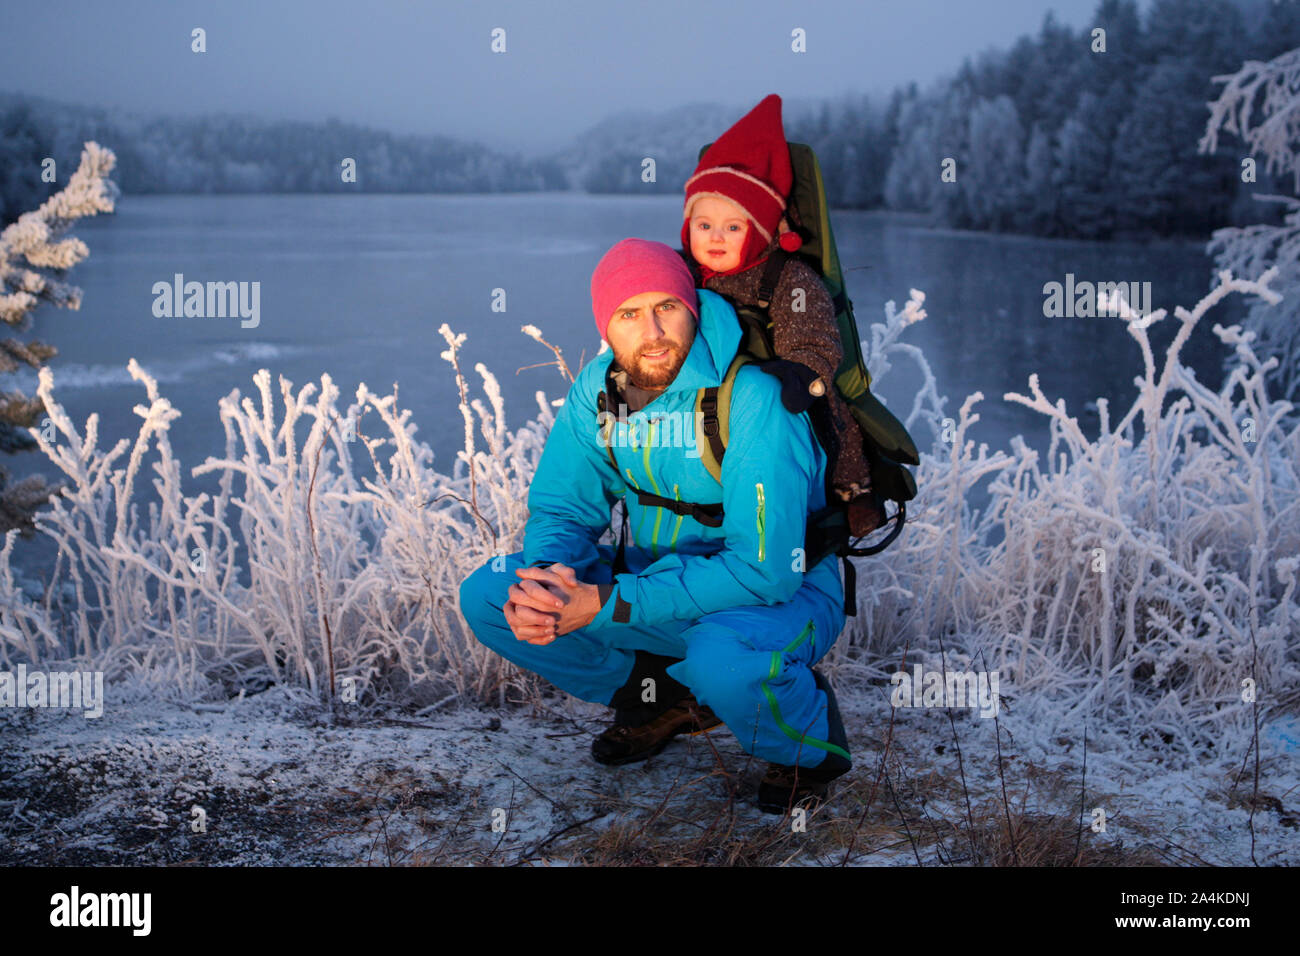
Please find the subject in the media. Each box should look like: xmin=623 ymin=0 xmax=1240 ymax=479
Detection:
xmin=617 ymin=337 xmax=690 ymax=390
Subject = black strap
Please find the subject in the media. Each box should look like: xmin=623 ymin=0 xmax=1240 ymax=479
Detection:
xmin=595 ymin=385 xmax=621 ymax=475
xmin=698 ymin=388 xmax=725 ymax=471
xmin=842 ymin=556 xmax=857 ymax=617
xmin=601 ymin=365 xmax=632 ymax=576
xmin=845 ymin=501 xmax=907 ymax=557
xmin=633 ymin=489 xmax=724 ymax=528
xmin=756 ymin=248 xmax=789 ymax=307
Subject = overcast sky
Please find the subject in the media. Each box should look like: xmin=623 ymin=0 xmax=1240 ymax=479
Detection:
xmin=2 ymin=0 xmax=1130 ymax=153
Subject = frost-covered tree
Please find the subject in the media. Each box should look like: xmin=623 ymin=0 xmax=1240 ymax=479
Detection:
xmin=1252 ymin=0 xmax=1300 ymax=60
xmin=964 ymin=95 xmax=1025 ymax=232
xmin=882 ymin=87 xmax=936 ymax=213
xmin=884 ymin=80 xmax=975 ymax=224
xmin=1054 ymin=92 xmax=1121 ymax=239
xmin=1020 ymin=123 xmax=1058 ymax=234
xmin=1017 ymin=11 xmax=1088 ymax=137
xmin=0 ymin=141 xmax=119 ymax=536
xmin=1113 ymin=57 xmax=1239 ymax=234
xmin=1200 ymin=44 xmax=1300 ymax=402
xmin=929 ymin=80 xmax=976 ymax=228
xmin=1145 ymin=0 xmax=1248 ymax=75
xmin=0 ymin=102 xmax=48 ymax=227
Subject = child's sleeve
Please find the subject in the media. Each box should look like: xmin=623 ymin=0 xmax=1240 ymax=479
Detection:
xmin=769 ymin=259 xmax=842 ymax=387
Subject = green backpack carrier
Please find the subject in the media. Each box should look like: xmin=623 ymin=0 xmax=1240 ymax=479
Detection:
xmin=597 ymin=142 xmax=920 ymax=617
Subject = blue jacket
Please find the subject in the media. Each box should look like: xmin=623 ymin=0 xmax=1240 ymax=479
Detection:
xmin=521 ymin=288 xmax=843 ymax=630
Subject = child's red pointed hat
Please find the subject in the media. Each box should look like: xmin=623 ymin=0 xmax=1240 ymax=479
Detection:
xmin=681 ymin=94 xmax=795 ymax=258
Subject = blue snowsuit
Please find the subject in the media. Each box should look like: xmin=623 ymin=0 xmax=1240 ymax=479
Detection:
xmin=457 ymin=288 xmax=849 ymax=770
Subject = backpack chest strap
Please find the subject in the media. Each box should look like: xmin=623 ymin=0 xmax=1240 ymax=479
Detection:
xmin=632 ymin=489 xmax=724 ymax=528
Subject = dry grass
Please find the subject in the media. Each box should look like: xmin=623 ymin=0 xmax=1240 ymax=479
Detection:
xmin=327 ymin=705 xmax=1181 ymax=867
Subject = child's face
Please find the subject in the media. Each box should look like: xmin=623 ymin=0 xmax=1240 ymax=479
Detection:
xmin=688 ymin=196 xmax=750 ymax=272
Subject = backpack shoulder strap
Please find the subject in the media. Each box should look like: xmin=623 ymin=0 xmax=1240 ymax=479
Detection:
xmin=595 ymin=363 xmax=622 ymax=477
xmin=695 ymin=352 xmax=752 ymax=485
xmin=756 ymin=248 xmax=789 ymax=308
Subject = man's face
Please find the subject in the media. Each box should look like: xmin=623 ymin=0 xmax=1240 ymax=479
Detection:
xmin=606 ymin=292 xmax=696 ymax=393
xmin=688 ymin=195 xmax=750 ymax=273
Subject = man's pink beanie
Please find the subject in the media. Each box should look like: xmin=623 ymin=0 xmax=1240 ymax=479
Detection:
xmin=590 ymin=239 xmax=699 ymax=342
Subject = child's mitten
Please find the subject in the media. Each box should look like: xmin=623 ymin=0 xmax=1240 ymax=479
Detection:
xmin=765 ymin=359 xmax=825 ymax=414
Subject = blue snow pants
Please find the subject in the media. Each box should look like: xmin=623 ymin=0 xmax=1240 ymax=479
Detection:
xmin=457 ymin=545 xmax=850 ymax=770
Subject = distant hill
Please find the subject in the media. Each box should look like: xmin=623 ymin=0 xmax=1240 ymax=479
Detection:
xmin=0 ymin=91 xmax=569 ymax=223
xmin=545 ymin=97 xmax=841 ymax=194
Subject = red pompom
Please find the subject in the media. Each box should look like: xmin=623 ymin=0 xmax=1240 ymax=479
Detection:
xmin=779 ymin=230 xmax=803 ymax=252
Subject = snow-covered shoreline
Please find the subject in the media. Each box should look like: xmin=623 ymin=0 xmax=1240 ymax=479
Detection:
xmin=3 ymin=676 xmax=1294 ymax=866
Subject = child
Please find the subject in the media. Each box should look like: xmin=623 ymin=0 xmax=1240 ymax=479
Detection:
xmin=680 ymin=93 xmax=883 ymax=536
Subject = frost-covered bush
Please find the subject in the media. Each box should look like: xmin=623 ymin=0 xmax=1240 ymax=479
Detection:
xmin=988 ymin=273 xmax=1295 ymax=756
xmin=832 ymin=269 xmax=1297 ymax=764
xmin=1201 ymin=47 xmax=1300 ymax=404
xmin=0 ymin=268 xmax=1294 ymax=766
xmin=0 ymin=326 xmax=552 ymax=706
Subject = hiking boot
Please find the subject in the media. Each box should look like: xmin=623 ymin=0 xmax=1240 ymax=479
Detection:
xmin=755 ymin=668 xmax=852 ymax=814
xmin=605 ymin=649 xmax=690 ymax=723
xmin=591 ymin=693 xmax=723 ymax=766
xmin=755 ymin=754 xmax=851 ymax=813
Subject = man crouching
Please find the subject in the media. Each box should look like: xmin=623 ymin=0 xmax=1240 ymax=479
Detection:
xmin=457 ymin=238 xmax=851 ymax=814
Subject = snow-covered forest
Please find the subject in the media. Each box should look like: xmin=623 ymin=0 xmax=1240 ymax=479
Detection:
xmin=574 ymin=0 xmax=1296 ymax=242
xmin=878 ymin=0 xmax=1289 ymax=236
xmin=0 ymin=92 xmax=567 ymax=223
xmin=2 ymin=0 xmax=1291 ymax=242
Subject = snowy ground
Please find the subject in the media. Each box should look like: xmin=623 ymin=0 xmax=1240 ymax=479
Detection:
xmin=3 ymin=674 xmax=1295 ymax=867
